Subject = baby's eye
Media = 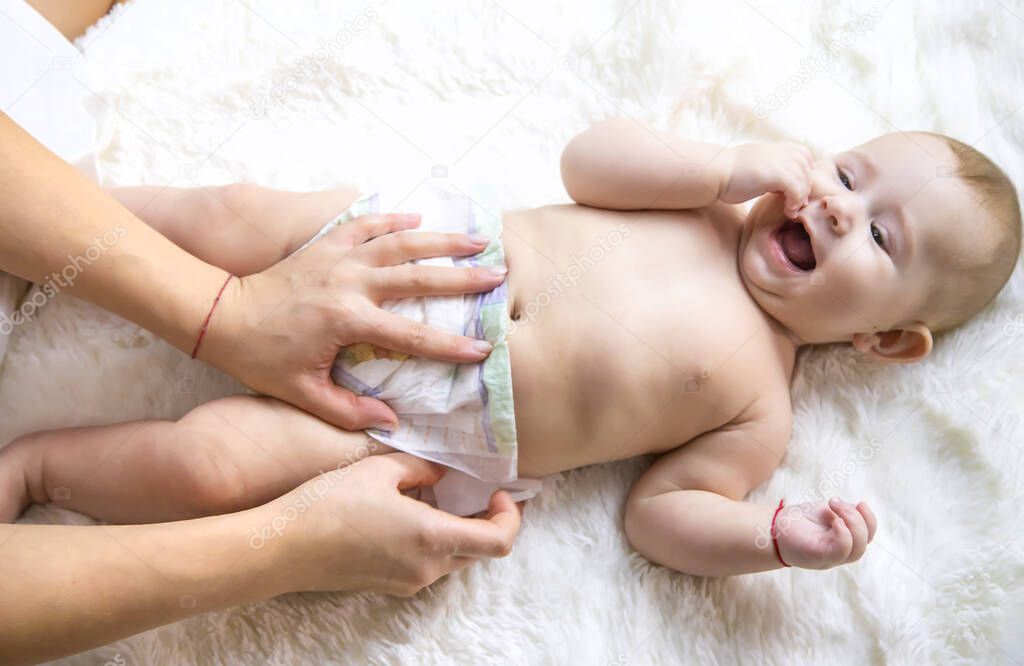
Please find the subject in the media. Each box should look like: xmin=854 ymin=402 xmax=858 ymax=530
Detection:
xmin=870 ymin=223 xmax=885 ymax=248
xmin=837 ymin=167 xmax=853 ymax=190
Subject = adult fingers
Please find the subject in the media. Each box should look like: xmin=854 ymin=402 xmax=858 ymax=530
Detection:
xmin=445 ymin=556 xmax=478 ymax=572
xmin=325 ymin=212 xmax=423 ymax=248
xmin=360 ymin=230 xmax=493 ymax=266
xmin=362 ymin=452 xmax=448 ymax=491
xmin=362 ymin=308 xmax=492 ymax=363
xmin=292 ymin=376 xmax=398 ymax=431
xmin=429 ymin=556 xmax=478 ymax=583
xmin=442 ymin=490 xmax=523 ymax=559
xmin=372 ymin=263 xmax=506 ymax=300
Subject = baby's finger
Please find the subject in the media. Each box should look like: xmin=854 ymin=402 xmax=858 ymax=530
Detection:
xmin=857 ymin=501 xmax=878 ymax=542
xmin=828 ymin=512 xmax=854 ymax=563
xmin=778 ymin=172 xmax=808 ymax=217
xmin=830 ymin=499 xmax=868 ymax=562
xmin=793 ymin=143 xmax=814 ymax=170
xmin=794 ymin=165 xmax=811 ymax=212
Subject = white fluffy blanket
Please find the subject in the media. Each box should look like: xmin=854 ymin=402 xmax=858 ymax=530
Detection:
xmin=2 ymin=0 xmax=1022 ymax=663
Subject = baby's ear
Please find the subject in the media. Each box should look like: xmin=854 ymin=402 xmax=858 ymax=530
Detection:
xmin=851 ymin=323 xmax=933 ymax=364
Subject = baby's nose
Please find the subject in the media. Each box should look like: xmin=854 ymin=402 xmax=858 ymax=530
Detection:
xmin=822 ymin=197 xmax=853 ymax=235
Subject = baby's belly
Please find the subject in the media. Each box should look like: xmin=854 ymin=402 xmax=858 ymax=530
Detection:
xmin=502 ymin=205 xmax=750 ymax=477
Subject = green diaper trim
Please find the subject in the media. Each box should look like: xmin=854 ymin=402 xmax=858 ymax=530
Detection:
xmin=469 ymin=185 xmax=518 ymax=459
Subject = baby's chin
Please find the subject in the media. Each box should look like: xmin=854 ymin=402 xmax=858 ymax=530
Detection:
xmin=737 ymin=198 xmax=833 ymax=342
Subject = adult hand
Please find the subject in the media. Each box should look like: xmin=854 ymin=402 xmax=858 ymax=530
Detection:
xmin=261 ymin=453 xmax=523 ymax=597
xmin=202 ymin=213 xmax=506 ymax=430
xmin=2 ymin=113 xmax=504 ymax=430
xmin=0 ymin=452 xmax=523 ymax=663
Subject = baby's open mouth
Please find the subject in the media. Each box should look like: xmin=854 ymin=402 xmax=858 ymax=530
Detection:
xmin=775 ymin=219 xmax=816 ymax=271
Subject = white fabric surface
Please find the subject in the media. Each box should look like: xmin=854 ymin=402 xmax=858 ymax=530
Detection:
xmin=0 ymin=0 xmax=97 ymax=168
xmin=0 ymin=1 xmax=1021 ymax=663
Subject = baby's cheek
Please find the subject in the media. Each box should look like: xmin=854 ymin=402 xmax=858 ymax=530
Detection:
xmin=839 ymin=262 xmax=897 ymax=319
xmin=823 ymin=263 xmax=887 ymax=320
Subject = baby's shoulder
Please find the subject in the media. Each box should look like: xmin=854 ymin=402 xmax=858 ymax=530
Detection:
xmin=700 ymin=316 xmax=795 ymax=414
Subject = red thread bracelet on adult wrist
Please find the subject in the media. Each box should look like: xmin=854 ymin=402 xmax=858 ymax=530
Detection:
xmin=771 ymin=498 xmax=791 ymax=568
xmin=190 ymin=273 xmax=234 ymax=359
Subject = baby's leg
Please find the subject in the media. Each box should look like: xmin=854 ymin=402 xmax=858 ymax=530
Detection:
xmin=26 ymin=0 xmax=126 ymax=40
xmin=110 ymin=184 xmax=361 ymax=275
xmin=0 ymin=395 xmax=390 ymax=524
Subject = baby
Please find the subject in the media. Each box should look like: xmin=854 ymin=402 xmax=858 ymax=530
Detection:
xmin=1 ymin=120 xmax=1018 ymax=577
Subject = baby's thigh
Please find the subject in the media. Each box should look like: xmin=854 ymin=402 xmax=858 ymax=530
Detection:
xmin=176 ymin=395 xmax=393 ymax=512
xmin=26 ymin=0 xmax=121 ymax=40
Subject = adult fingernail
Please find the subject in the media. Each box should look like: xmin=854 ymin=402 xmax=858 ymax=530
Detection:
xmin=404 ymin=213 xmax=421 ymax=221
xmin=487 ymin=265 xmax=508 ymax=277
xmin=469 ymin=234 xmax=490 ymax=245
xmin=472 ymin=340 xmax=493 ymax=354
xmin=374 ymin=420 xmax=397 ymax=432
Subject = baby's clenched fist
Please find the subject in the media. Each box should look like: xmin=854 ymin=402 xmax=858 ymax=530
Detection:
xmin=718 ymin=142 xmax=814 ymax=217
xmin=774 ymin=498 xmax=878 ymax=569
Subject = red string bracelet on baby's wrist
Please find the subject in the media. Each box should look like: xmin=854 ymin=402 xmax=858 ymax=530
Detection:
xmin=771 ymin=498 xmax=791 ymax=568
xmin=190 ymin=273 xmax=234 ymax=359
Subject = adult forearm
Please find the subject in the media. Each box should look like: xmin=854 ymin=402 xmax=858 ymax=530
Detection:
xmin=0 ymin=511 xmax=285 ymax=664
xmin=560 ymin=118 xmax=729 ymax=211
xmin=624 ymin=489 xmax=781 ymax=577
xmin=0 ymin=113 xmax=227 ymax=352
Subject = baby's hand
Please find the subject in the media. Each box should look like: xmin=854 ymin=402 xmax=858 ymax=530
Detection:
xmin=718 ymin=142 xmax=814 ymax=217
xmin=775 ymin=498 xmax=877 ymax=569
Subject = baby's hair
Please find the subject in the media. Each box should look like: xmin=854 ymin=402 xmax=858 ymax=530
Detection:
xmin=917 ymin=132 xmax=1022 ymax=332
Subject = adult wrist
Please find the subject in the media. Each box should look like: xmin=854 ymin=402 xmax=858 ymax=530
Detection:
xmin=188 ymin=270 xmax=250 ymax=370
xmin=100 ymin=247 xmax=232 ymax=356
xmin=211 ymin=506 xmax=299 ymax=602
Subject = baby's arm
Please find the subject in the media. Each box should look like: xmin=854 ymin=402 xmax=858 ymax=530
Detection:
xmin=561 ymin=118 xmax=812 ymax=216
xmin=109 ymin=185 xmax=360 ymax=275
xmin=624 ymin=407 xmax=876 ymax=576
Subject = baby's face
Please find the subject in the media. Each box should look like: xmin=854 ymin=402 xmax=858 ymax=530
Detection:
xmin=738 ymin=132 xmax=974 ymax=347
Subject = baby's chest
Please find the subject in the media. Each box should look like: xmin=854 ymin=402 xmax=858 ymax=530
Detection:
xmin=567 ymin=284 xmax=782 ymax=447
